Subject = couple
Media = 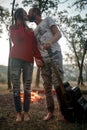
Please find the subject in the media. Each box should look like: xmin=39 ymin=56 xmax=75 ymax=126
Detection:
xmin=9 ymin=7 xmax=65 ymax=122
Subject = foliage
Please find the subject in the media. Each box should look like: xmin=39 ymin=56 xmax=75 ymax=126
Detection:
xmin=22 ymin=0 xmax=60 ymax=12
xmin=72 ymin=0 xmax=87 ymax=11
xmin=0 ymin=6 xmax=10 ymax=34
xmin=58 ymin=12 xmax=87 ymax=61
xmin=56 ymin=1 xmax=87 ymax=85
xmin=0 ymin=0 xmax=87 ymax=85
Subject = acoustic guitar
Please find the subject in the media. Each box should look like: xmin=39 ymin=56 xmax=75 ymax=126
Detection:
xmin=47 ymin=48 xmax=87 ymax=123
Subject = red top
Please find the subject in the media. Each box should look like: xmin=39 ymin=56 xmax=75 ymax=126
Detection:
xmin=9 ymin=23 xmax=42 ymax=63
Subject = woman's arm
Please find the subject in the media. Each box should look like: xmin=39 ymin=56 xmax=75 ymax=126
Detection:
xmin=33 ymin=36 xmax=43 ymax=67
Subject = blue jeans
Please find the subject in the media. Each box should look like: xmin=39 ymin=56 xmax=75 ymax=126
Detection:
xmin=10 ymin=58 xmax=33 ymax=112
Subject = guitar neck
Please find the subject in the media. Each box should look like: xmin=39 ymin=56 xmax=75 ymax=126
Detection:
xmin=50 ymin=58 xmax=66 ymax=95
xmin=47 ymin=48 xmax=66 ymax=95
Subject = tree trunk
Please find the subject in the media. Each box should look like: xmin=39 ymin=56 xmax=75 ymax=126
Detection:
xmin=84 ymin=64 xmax=87 ymax=80
xmin=78 ymin=67 xmax=83 ymax=85
xmin=7 ymin=35 xmax=11 ymax=90
xmin=7 ymin=56 xmax=12 ymax=89
xmin=7 ymin=0 xmax=15 ymax=90
xmin=77 ymin=45 xmax=87 ymax=85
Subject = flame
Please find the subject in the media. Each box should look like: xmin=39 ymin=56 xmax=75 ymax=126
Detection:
xmin=20 ymin=91 xmax=44 ymax=103
xmin=20 ymin=92 xmax=24 ymax=103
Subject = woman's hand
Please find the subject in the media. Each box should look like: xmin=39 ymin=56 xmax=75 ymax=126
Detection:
xmin=35 ymin=59 xmax=43 ymax=67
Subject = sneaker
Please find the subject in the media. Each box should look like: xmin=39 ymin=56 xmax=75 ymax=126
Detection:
xmin=24 ymin=112 xmax=30 ymax=121
xmin=43 ymin=112 xmax=54 ymax=121
xmin=16 ymin=112 xmax=22 ymax=122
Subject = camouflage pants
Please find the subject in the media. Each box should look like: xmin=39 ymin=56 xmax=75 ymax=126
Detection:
xmin=10 ymin=58 xmax=33 ymax=112
xmin=41 ymin=51 xmax=63 ymax=112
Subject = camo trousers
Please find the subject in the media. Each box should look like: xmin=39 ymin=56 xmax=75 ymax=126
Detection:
xmin=41 ymin=51 xmax=63 ymax=112
xmin=10 ymin=58 xmax=33 ymax=112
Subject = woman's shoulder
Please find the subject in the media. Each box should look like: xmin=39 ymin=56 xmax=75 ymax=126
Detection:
xmin=27 ymin=27 xmax=34 ymax=34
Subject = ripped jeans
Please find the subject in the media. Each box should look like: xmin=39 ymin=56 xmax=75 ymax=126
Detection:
xmin=10 ymin=58 xmax=33 ymax=112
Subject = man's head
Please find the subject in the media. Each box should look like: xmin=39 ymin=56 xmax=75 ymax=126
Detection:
xmin=28 ymin=7 xmax=41 ymax=23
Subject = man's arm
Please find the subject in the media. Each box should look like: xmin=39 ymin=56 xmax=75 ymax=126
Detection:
xmin=43 ymin=25 xmax=61 ymax=49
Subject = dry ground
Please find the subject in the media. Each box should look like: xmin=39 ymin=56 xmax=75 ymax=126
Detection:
xmin=0 ymin=83 xmax=87 ymax=130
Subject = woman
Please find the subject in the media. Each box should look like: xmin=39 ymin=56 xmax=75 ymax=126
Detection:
xmin=9 ymin=8 xmax=43 ymax=122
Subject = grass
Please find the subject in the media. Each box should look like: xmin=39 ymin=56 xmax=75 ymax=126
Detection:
xmin=0 ymin=83 xmax=87 ymax=130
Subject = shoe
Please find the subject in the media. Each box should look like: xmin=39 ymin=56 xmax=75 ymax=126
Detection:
xmin=43 ymin=112 xmax=54 ymax=121
xmin=16 ymin=112 xmax=22 ymax=122
xmin=24 ymin=112 xmax=30 ymax=121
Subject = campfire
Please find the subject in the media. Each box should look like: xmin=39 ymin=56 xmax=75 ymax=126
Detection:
xmin=20 ymin=90 xmax=44 ymax=103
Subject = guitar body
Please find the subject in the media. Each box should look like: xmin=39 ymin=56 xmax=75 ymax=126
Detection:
xmin=56 ymin=82 xmax=76 ymax=122
xmin=57 ymin=82 xmax=87 ymax=123
xmin=72 ymin=86 xmax=87 ymax=123
xmin=47 ymin=48 xmax=87 ymax=123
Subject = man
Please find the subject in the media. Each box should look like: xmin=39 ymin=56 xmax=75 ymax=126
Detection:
xmin=28 ymin=7 xmax=65 ymax=121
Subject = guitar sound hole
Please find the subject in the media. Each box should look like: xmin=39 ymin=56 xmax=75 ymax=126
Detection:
xmin=62 ymin=93 xmax=73 ymax=105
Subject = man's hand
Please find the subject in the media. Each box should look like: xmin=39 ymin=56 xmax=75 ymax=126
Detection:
xmin=43 ymin=41 xmax=52 ymax=49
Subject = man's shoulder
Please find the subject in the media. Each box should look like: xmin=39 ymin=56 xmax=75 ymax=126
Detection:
xmin=45 ymin=17 xmax=52 ymax=21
